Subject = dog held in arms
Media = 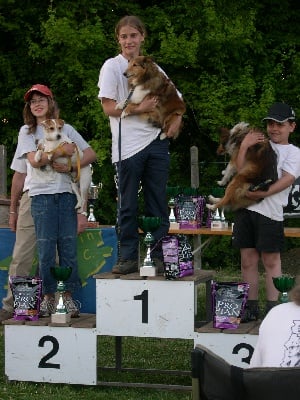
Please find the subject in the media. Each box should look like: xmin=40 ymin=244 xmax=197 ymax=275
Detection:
xmin=116 ymin=55 xmax=186 ymax=139
xmin=207 ymin=121 xmax=278 ymax=211
xmin=34 ymin=119 xmax=92 ymax=212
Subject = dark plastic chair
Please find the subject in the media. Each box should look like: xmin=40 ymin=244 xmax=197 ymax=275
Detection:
xmin=191 ymin=344 xmax=300 ymax=400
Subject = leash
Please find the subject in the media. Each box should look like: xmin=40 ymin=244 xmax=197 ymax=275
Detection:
xmin=116 ymin=87 xmax=135 ymax=258
xmin=70 ymin=144 xmax=81 ymax=183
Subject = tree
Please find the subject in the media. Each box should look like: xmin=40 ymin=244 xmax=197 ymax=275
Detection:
xmin=1 ymin=0 xmax=300 ymax=224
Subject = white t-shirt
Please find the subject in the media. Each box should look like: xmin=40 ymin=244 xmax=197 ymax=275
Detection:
xmin=250 ymin=302 xmax=300 ymax=368
xmin=15 ymin=123 xmax=90 ymax=196
xmin=248 ymin=141 xmax=300 ymax=221
xmin=97 ymin=54 xmax=161 ymax=163
xmin=10 ymin=154 xmax=29 ymax=191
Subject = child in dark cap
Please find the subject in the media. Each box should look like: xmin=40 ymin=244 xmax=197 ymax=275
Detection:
xmin=232 ymin=102 xmax=300 ymax=322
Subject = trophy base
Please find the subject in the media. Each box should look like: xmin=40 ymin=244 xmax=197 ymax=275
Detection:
xmin=87 ymin=221 xmax=99 ymax=228
xmin=140 ymin=266 xmax=157 ymax=277
xmin=211 ymin=220 xmax=223 ymax=230
xmin=51 ymin=312 xmax=71 ymax=324
xmin=169 ymin=222 xmax=180 ymax=229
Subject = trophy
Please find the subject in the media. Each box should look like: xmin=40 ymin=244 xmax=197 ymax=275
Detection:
xmin=87 ymin=164 xmax=102 ymax=227
xmin=50 ymin=266 xmax=72 ymax=323
xmin=139 ymin=216 xmax=162 ymax=277
xmin=167 ymin=186 xmax=181 ymax=229
xmin=211 ymin=208 xmax=222 ymax=230
xmin=272 ymin=275 xmax=296 ymax=303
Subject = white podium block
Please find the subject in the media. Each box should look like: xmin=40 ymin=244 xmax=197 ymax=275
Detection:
xmin=96 ymin=278 xmax=195 ymax=339
xmin=194 ymin=329 xmax=258 ymax=368
xmin=139 ymin=266 xmax=157 ymax=277
xmin=5 ymin=324 xmax=97 ymax=385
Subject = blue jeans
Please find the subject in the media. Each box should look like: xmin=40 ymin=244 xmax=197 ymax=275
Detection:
xmin=31 ymin=193 xmax=81 ymax=294
xmin=116 ymin=136 xmax=170 ymax=260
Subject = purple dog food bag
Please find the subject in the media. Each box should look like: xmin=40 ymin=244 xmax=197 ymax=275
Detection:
xmin=162 ymin=235 xmax=194 ymax=279
xmin=212 ymin=281 xmax=249 ymax=329
xmin=175 ymin=195 xmax=206 ymax=229
xmin=10 ymin=276 xmax=42 ymax=321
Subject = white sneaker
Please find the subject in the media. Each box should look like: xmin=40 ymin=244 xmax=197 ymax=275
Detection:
xmin=39 ymin=297 xmax=56 ymax=317
xmin=63 ymin=296 xmax=81 ymax=318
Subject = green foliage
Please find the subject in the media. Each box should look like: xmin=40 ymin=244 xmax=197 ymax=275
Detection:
xmin=1 ymin=0 xmax=300 ymax=226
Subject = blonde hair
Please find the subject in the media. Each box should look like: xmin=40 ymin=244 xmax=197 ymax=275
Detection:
xmin=115 ymin=15 xmax=147 ymax=41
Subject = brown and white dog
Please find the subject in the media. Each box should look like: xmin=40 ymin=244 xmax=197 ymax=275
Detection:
xmin=207 ymin=121 xmax=278 ymax=211
xmin=116 ymin=55 xmax=186 ymax=139
xmin=34 ymin=119 xmax=92 ymax=212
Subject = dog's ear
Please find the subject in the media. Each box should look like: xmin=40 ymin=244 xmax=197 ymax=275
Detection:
xmin=216 ymin=127 xmax=230 ymax=155
xmin=55 ymin=119 xmax=65 ymax=131
xmin=40 ymin=119 xmax=50 ymax=128
xmin=144 ymin=56 xmax=153 ymax=63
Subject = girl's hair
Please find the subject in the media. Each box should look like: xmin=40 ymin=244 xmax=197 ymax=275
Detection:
xmin=290 ymin=284 xmax=300 ymax=306
xmin=23 ymin=95 xmax=60 ymax=134
xmin=115 ymin=15 xmax=147 ymax=40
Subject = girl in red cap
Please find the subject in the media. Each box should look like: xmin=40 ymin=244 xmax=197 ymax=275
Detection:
xmin=8 ymin=84 xmax=96 ymax=318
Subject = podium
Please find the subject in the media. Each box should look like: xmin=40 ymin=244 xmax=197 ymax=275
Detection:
xmin=3 ymin=268 xmax=259 ymax=387
xmin=95 ymin=270 xmax=214 ymax=339
xmin=4 ymin=270 xmax=215 ymax=386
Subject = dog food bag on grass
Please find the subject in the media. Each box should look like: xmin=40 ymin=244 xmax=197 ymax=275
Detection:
xmin=10 ymin=276 xmax=42 ymax=321
xmin=212 ymin=281 xmax=249 ymax=329
xmin=175 ymin=195 xmax=206 ymax=229
xmin=162 ymin=235 xmax=194 ymax=279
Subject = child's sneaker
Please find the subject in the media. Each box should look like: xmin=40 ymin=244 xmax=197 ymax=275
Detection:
xmin=39 ymin=297 xmax=56 ymax=317
xmin=241 ymin=300 xmax=260 ymax=323
xmin=63 ymin=296 xmax=80 ymax=318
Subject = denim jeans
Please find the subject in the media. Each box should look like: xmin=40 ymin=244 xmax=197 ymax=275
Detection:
xmin=116 ymin=136 xmax=170 ymax=260
xmin=31 ymin=193 xmax=81 ymax=294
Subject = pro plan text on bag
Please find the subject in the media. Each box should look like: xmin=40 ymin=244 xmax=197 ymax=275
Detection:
xmin=212 ymin=281 xmax=249 ymax=329
xmin=10 ymin=276 xmax=42 ymax=321
xmin=162 ymin=235 xmax=194 ymax=279
xmin=175 ymin=195 xmax=206 ymax=229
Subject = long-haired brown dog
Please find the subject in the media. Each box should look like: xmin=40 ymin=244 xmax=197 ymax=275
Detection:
xmin=207 ymin=121 xmax=278 ymax=211
xmin=116 ymin=55 xmax=186 ymax=139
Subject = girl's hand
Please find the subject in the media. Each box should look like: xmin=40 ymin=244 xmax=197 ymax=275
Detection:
xmin=77 ymin=213 xmax=88 ymax=234
xmin=8 ymin=213 xmax=18 ymax=232
xmin=136 ymin=96 xmax=157 ymax=113
xmin=52 ymin=161 xmax=72 ymax=173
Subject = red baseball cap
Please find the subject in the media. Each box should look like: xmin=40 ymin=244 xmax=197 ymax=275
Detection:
xmin=24 ymin=84 xmax=53 ymax=102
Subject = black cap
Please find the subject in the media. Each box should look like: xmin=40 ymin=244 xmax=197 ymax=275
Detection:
xmin=263 ymin=102 xmax=296 ymax=123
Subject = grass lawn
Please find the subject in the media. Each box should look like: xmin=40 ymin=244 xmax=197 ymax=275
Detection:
xmin=0 ymin=255 xmax=297 ymax=400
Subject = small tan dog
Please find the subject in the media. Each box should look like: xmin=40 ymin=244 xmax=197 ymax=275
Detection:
xmin=34 ymin=119 xmax=92 ymax=212
xmin=116 ymin=55 xmax=186 ymax=139
xmin=207 ymin=122 xmax=278 ymax=211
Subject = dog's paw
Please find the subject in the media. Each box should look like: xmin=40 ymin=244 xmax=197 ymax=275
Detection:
xmin=217 ymin=179 xmax=227 ymax=186
xmin=206 ymin=203 xmax=217 ymax=211
xmin=75 ymin=200 xmax=83 ymax=210
xmin=115 ymin=101 xmax=125 ymax=110
xmin=34 ymin=149 xmax=43 ymax=162
xmin=160 ymin=132 xmax=167 ymax=140
xmin=208 ymin=195 xmax=221 ymax=204
xmin=120 ymin=110 xmax=129 ymax=118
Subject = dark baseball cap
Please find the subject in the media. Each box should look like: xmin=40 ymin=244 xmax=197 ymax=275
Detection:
xmin=24 ymin=84 xmax=53 ymax=102
xmin=263 ymin=102 xmax=296 ymax=123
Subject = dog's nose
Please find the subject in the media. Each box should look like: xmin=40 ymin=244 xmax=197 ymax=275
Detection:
xmin=123 ymin=72 xmax=128 ymax=77
xmin=56 ymin=134 xmax=61 ymax=140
